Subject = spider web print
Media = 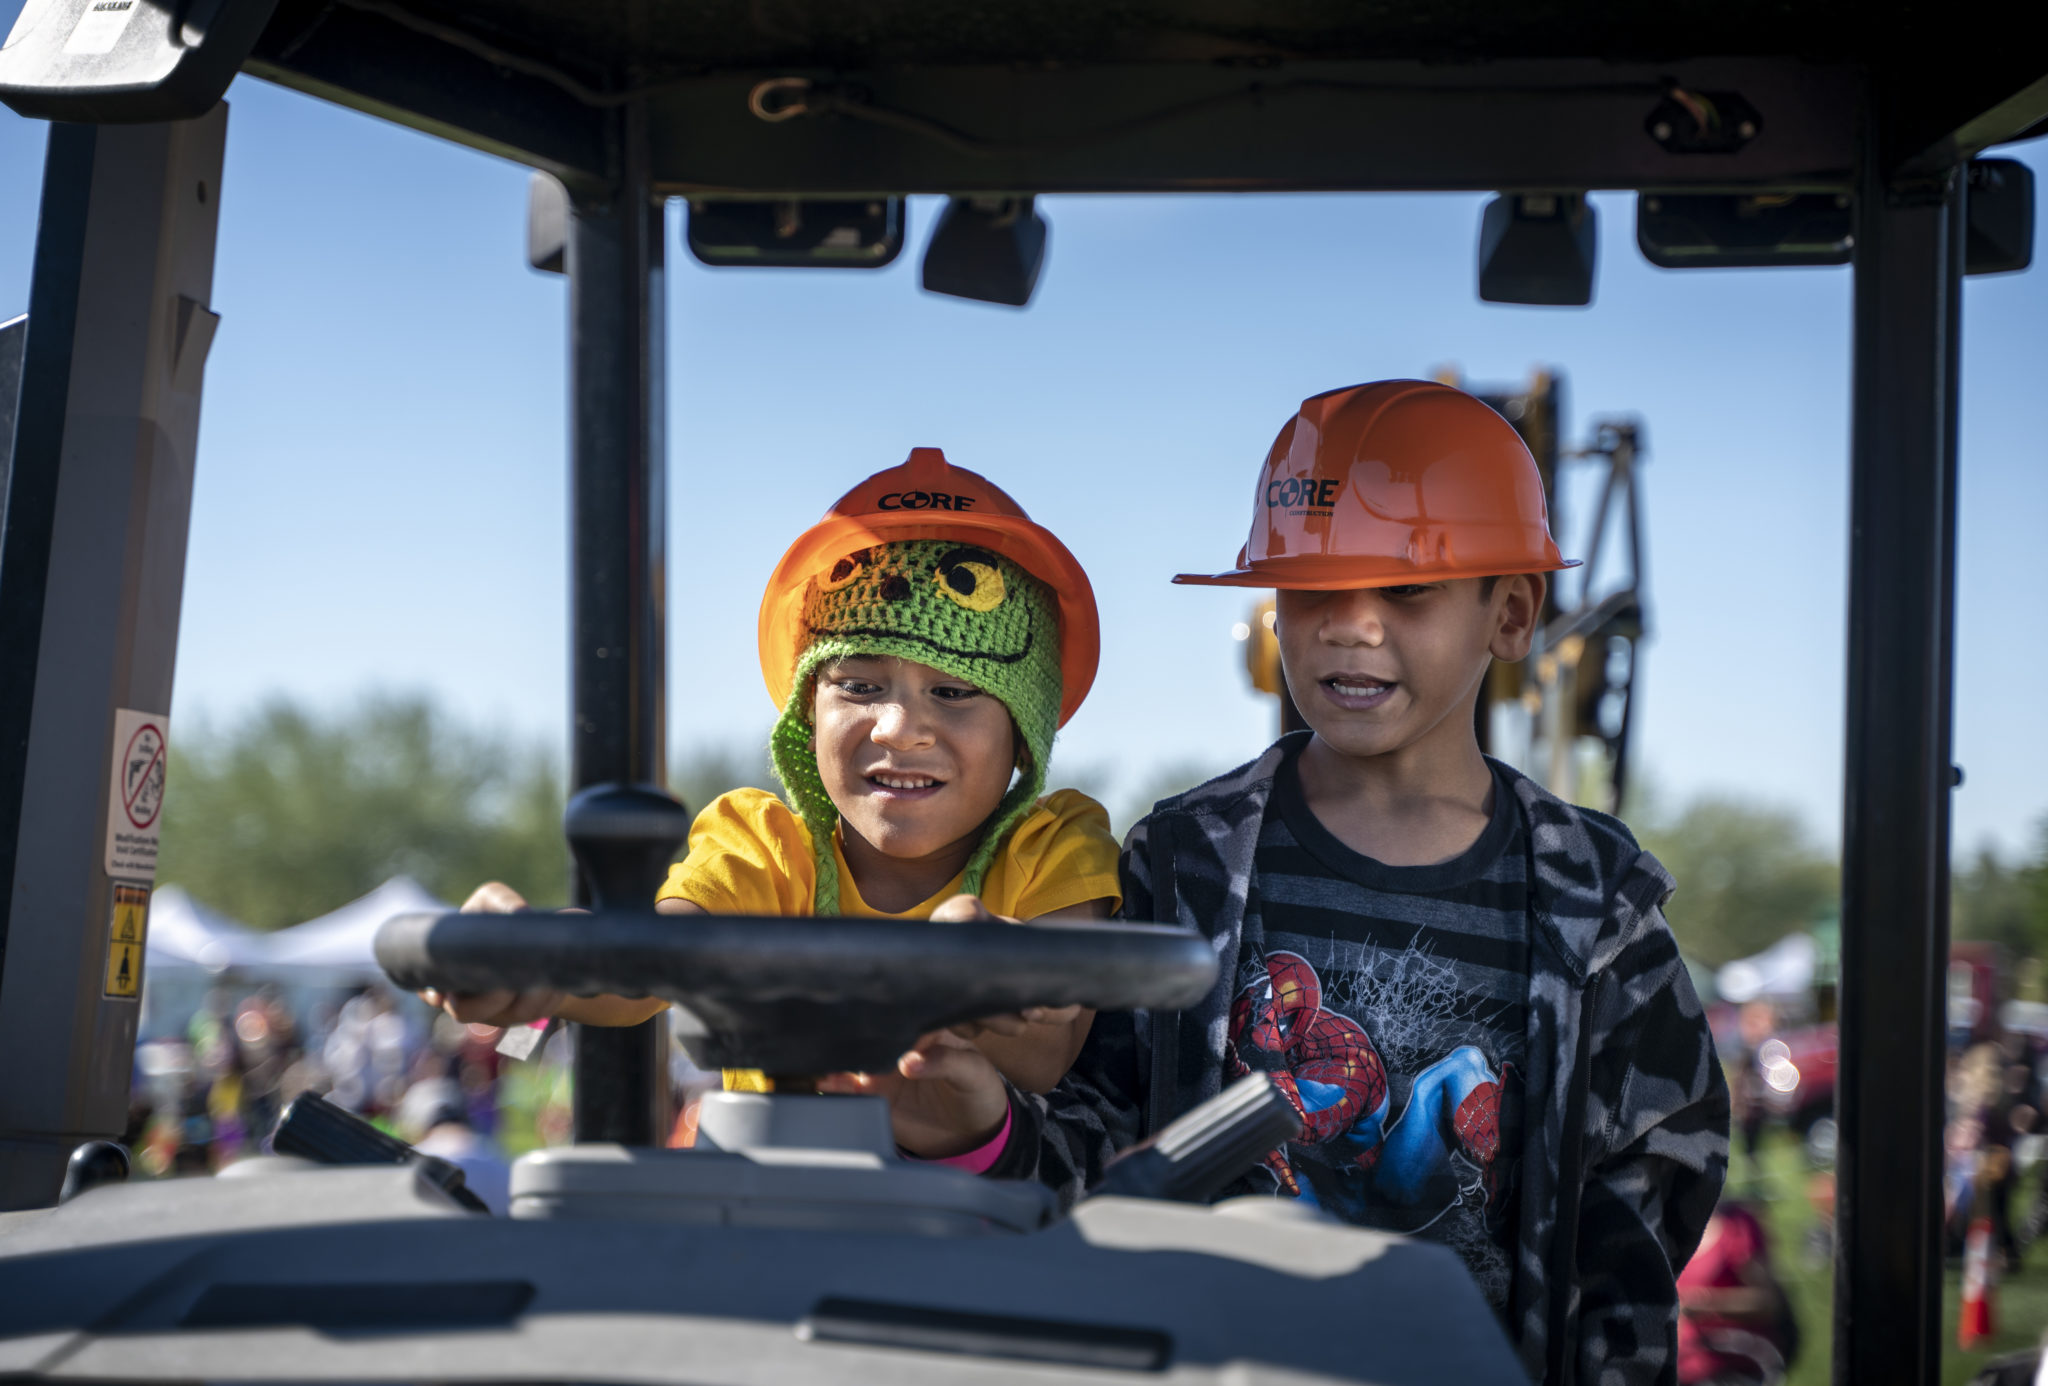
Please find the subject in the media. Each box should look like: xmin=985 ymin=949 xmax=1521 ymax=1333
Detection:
xmin=1319 ymin=936 xmax=1514 ymax=1092
xmin=1430 ymin=1175 xmax=1514 ymax=1307
xmin=1327 ymin=936 xmax=1516 ymax=1306
xmin=1241 ymin=937 xmax=1517 ymax=1306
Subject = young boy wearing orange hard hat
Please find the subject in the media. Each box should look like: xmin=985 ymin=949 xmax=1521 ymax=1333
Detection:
xmin=436 ymin=449 xmax=1121 ymax=1160
xmin=924 ymin=383 xmax=1729 ymax=1385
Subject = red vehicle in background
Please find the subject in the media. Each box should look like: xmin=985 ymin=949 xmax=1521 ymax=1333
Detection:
xmin=1712 ymin=941 xmax=2017 ymax=1167
xmin=1950 ymin=942 xmax=2012 ymax=1043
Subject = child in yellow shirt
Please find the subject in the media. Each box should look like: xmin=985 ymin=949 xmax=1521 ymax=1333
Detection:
xmin=431 ymin=449 xmax=1119 ymax=1138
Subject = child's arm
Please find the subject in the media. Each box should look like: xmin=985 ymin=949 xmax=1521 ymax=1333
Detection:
xmin=427 ymin=987 xmax=666 ymax=1028
xmin=956 ymin=895 xmax=1114 ymax=1093
xmin=821 ymin=1017 xmax=1143 ymax=1178
xmin=982 ymin=812 xmax=1164 ymax=1203
xmin=876 ymin=815 xmax=1156 ymax=1194
xmin=419 ymin=882 xmax=669 ymax=1029
xmin=815 ymin=888 xmax=1130 ymax=1154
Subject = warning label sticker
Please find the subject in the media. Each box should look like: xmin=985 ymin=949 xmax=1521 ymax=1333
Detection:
xmin=105 ymin=882 xmax=149 ymax=999
xmin=105 ymin=708 xmax=167 ymax=881
xmin=64 ymin=0 xmax=139 ymax=55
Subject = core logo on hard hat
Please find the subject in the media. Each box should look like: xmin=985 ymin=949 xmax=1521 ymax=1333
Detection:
xmin=1266 ymin=477 xmax=1341 ymax=511
xmin=878 ymin=490 xmax=979 ymax=512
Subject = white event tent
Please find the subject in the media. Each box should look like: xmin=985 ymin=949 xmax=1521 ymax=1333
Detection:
xmin=139 ymin=877 xmax=451 ymax=1042
xmin=261 ymin=876 xmax=450 ymax=974
xmin=139 ymin=886 xmax=267 ymax=1042
xmin=1715 ymin=932 xmax=1818 ymax=1006
xmin=146 ymin=886 xmax=267 ymax=972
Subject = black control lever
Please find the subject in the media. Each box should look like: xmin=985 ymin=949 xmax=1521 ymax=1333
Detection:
xmin=271 ymin=1092 xmax=491 ymax=1214
xmin=1093 ymin=1074 xmax=1303 ymax=1204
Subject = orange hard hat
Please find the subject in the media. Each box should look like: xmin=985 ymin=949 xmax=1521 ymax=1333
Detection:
xmin=759 ymin=448 xmax=1100 ymax=725
xmin=1175 ymin=380 xmax=1578 ymax=590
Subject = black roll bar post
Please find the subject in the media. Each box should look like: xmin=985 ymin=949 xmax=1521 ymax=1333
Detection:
xmin=1832 ymin=103 xmax=1967 ymax=1386
xmin=566 ymin=96 xmax=672 ymax=1147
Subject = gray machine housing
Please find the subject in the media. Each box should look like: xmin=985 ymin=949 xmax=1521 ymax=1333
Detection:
xmin=0 ymin=1093 xmax=1526 ymax=1386
xmin=514 ymin=1093 xmax=1058 ymax=1235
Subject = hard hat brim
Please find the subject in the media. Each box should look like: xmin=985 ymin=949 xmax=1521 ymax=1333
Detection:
xmin=761 ymin=512 xmax=1100 ymax=726
xmin=1173 ymin=557 xmax=1581 ymax=590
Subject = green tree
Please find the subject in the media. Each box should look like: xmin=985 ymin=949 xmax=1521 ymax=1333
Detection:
xmin=157 ymin=699 xmax=809 ymax=929
xmin=1953 ymin=849 xmax=2034 ymax=956
xmin=158 ymin=696 xmax=569 ymax=928
xmin=1636 ymin=796 xmax=1838 ymax=966
xmin=1953 ymin=817 xmax=2048 ymax=962
xmin=669 ymin=739 xmax=773 ymax=819
xmin=1113 ymin=760 xmax=1228 ymax=842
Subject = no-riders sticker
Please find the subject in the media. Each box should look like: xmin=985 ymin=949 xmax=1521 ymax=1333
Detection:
xmin=105 ymin=708 xmax=167 ymax=882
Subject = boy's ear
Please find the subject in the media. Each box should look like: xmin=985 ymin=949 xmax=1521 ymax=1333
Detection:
xmin=1488 ymin=574 xmax=1544 ymax=661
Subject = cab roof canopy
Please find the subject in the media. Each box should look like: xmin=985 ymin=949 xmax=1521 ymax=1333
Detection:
xmin=240 ymin=0 xmax=2047 ymax=194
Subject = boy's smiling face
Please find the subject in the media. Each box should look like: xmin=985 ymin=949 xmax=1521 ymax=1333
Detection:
xmin=1276 ymin=576 xmax=1542 ymax=761
xmin=770 ymin=535 xmax=1065 ymax=909
xmin=812 ymin=654 xmax=1018 ymax=868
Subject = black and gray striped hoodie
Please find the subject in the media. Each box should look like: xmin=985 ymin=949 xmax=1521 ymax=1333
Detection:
xmin=988 ymin=734 xmax=1730 ymax=1386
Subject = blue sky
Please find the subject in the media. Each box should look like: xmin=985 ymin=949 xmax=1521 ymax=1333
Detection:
xmin=2 ymin=78 xmax=2043 ymax=859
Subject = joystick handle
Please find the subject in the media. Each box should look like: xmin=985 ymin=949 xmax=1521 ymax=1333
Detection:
xmin=1093 ymin=1074 xmax=1303 ymax=1204
xmin=271 ymin=1092 xmax=491 ymax=1214
xmin=563 ymin=783 xmax=692 ymax=910
xmin=273 ymin=1091 xmax=418 ymax=1166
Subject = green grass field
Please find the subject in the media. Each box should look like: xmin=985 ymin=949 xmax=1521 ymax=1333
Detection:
xmin=1731 ymin=1128 xmax=2048 ymax=1386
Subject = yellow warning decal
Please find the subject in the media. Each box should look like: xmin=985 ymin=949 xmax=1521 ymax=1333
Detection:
xmin=105 ymin=882 xmax=149 ymax=999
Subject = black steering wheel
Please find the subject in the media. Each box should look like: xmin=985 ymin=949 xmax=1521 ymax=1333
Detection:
xmin=376 ymin=907 xmax=1215 ymax=1073
xmin=373 ymin=782 xmax=1216 ymax=1074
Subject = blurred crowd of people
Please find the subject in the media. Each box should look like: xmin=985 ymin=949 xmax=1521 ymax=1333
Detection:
xmin=127 ymin=983 xmax=534 ymax=1197
xmin=1946 ymin=1029 xmax=2048 ymax=1272
xmin=1682 ymin=998 xmax=1834 ymax=1385
xmin=1682 ymin=973 xmax=2048 ymax=1384
xmin=126 ymin=978 xmax=728 ymax=1216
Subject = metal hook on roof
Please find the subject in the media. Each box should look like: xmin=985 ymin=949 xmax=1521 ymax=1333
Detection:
xmin=748 ymin=77 xmax=814 ymax=123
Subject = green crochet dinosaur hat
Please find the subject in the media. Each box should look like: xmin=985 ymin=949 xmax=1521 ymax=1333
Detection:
xmin=769 ymin=539 xmax=1062 ymax=914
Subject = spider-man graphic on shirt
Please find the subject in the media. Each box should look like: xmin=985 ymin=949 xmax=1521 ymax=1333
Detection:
xmin=1228 ymin=949 xmax=1511 ymax=1230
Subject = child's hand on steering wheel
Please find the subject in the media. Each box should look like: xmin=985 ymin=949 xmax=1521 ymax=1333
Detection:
xmin=924 ymin=893 xmax=1086 ymax=1034
xmin=817 ymin=1028 xmax=1011 ymax=1158
xmin=816 ymin=891 xmax=1096 ymax=1156
xmin=416 ymin=881 xmax=566 ymax=1027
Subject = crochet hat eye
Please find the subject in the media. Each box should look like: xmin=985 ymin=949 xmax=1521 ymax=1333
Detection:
xmin=820 ymin=548 xmax=874 ymax=592
xmin=934 ymin=547 xmax=1005 ymax=613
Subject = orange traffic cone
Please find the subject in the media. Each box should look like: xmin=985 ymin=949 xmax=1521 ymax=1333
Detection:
xmin=1960 ymin=1215 xmax=1997 ymax=1349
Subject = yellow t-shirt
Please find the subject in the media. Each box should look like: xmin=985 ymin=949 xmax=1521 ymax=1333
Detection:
xmin=656 ymin=786 xmax=1123 ymax=1092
